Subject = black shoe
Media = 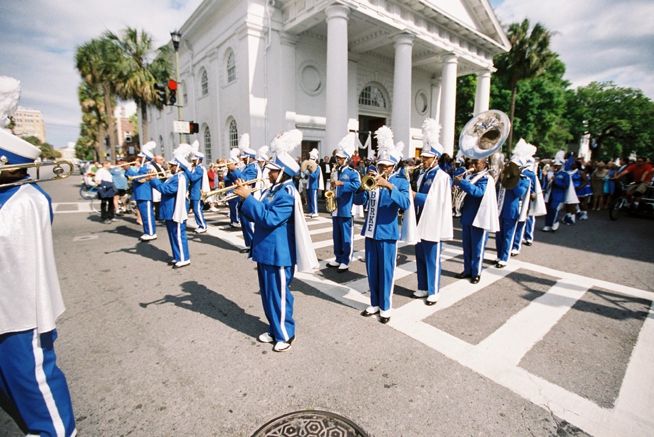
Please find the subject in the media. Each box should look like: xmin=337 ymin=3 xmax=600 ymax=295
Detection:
xmin=240 ymin=247 xmax=250 ymax=254
xmin=523 ymin=241 xmax=532 ymax=246
xmin=471 ymin=275 xmax=481 ymax=284
xmin=425 ymin=300 xmax=438 ymax=306
xmin=495 ymin=262 xmax=506 ymax=269
xmin=454 ymin=272 xmax=471 ymax=279
xmin=361 ymin=309 xmax=378 ymax=317
xmin=379 ymin=316 xmax=390 ymax=324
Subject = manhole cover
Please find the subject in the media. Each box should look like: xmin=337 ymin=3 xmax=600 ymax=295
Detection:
xmin=251 ymin=410 xmax=369 ymax=437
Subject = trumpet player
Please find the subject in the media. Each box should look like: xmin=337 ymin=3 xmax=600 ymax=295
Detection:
xmin=412 ymin=119 xmax=453 ymax=305
xmin=304 ymin=148 xmax=323 ymax=218
xmin=224 ymin=149 xmax=243 ymax=228
xmin=355 ymin=127 xmax=411 ymax=323
xmin=327 ymin=133 xmax=361 ymax=272
xmin=238 ymin=134 xmax=259 ymax=253
xmin=125 ymin=141 xmax=158 ymax=241
xmin=182 ymin=141 xmax=209 ymax=234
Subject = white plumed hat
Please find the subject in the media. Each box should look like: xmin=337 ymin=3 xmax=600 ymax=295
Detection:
xmin=421 ymin=118 xmax=443 ymax=157
xmin=268 ymin=129 xmax=303 ymax=176
xmin=375 ymin=126 xmax=397 ymax=166
xmin=0 ymin=76 xmax=40 ymax=165
xmin=335 ymin=132 xmax=357 ymax=159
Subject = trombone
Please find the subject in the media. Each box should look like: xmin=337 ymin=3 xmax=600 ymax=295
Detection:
xmin=0 ymin=159 xmax=74 ymax=188
xmin=128 ymin=171 xmax=169 ymax=181
xmin=201 ymin=178 xmax=263 ymax=202
xmin=110 ymin=162 xmax=137 ymax=169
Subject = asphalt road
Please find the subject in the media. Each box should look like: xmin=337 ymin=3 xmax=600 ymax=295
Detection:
xmin=1 ymin=175 xmax=653 ymax=437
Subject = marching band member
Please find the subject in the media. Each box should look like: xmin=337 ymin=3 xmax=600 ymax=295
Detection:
xmin=355 ymin=127 xmax=412 ymax=323
xmin=126 ymin=141 xmax=158 ymax=241
xmin=183 ymin=141 xmax=209 ymax=234
xmin=412 ymin=119 xmax=453 ymax=305
xmin=149 ymin=144 xmax=192 ymax=268
xmin=453 ymin=157 xmax=499 ymax=283
xmin=494 ymin=151 xmax=530 ymax=268
xmin=327 ymin=132 xmax=362 ymax=272
xmin=232 ymin=129 xmax=318 ymax=352
xmin=543 ymin=151 xmax=577 ymax=232
xmin=0 ymin=76 xmax=77 ymax=436
xmin=256 ymin=145 xmax=271 ymax=191
xmin=238 ymin=134 xmax=258 ymax=253
xmin=305 ymin=148 xmax=323 ymax=218
xmin=521 ymin=157 xmax=546 ymax=246
xmin=225 ymin=148 xmax=243 ymax=228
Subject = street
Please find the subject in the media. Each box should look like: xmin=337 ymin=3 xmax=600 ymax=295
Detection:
xmin=1 ymin=175 xmax=653 ymax=437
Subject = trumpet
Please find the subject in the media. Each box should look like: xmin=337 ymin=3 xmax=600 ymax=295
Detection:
xmin=128 ymin=171 xmax=169 ymax=181
xmin=361 ymin=172 xmax=388 ymax=191
xmin=222 ymin=187 xmax=263 ymax=202
xmin=110 ymin=162 xmax=137 ymax=169
xmin=0 ymin=159 xmax=74 ymax=188
xmin=201 ymin=178 xmax=263 ymax=202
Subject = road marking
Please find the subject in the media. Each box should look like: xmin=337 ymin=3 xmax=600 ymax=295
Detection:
xmin=53 ymin=202 xmax=94 ymax=213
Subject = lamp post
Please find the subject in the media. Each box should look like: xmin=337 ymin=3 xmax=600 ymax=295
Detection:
xmin=170 ymin=30 xmax=182 ymax=144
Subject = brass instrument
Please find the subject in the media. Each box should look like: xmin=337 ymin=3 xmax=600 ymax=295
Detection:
xmin=222 ymin=187 xmax=263 ymax=202
xmin=201 ymin=178 xmax=263 ymax=202
xmin=459 ymin=110 xmax=510 ymax=160
xmin=0 ymin=159 xmax=73 ymax=188
xmin=360 ymin=172 xmax=388 ymax=191
xmin=325 ymin=172 xmax=337 ymax=213
xmin=500 ymin=161 xmax=521 ymax=189
xmin=110 ymin=162 xmax=137 ymax=169
xmin=128 ymin=171 xmax=169 ymax=181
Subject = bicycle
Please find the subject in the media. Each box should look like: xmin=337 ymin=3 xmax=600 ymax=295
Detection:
xmin=609 ymin=182 xmax=654 ymax=220
xmin=79 ymin=183 xmax=100 ymax=214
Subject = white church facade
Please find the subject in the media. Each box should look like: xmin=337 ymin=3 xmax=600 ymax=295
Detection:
xmin=147 ymin=0 xmax=510 ymax=162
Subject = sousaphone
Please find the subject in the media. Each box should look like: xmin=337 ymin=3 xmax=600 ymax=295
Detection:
xmin=458 ymin=109 xmax=511 ymax=182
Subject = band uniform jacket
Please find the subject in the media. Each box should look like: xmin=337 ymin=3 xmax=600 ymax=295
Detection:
xmin=498 ymin=176 xmax=530 ymax=220
xmin=126 ymin=162 xmax=155 ymax=201
xmin=353 ymin=175 xmax=411 ymax=240
xmin=332 ymin=165 xmax=362 ymax=217
xmin=150 ymin=172 xmax=189 ymax=222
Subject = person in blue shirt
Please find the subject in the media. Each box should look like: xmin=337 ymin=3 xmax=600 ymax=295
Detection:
xmin=110 ymin=160 xmax=129 ymax=215
xmin=354 ymin=127 xmax=411 ymax=323
xmin=543 ymin=155 xmax=573 ymax=232
xmin=304 ymin=148 xmax=323 ymax=218
xmin=326 ymin=133 xmax=362 ymax=272
xmin=182 ymin=146 xmax=208 ymax=234
xmin=224 ymin=151 xmax=243 ymax=228
xmin=125 ymin=141 xmax=158 ymax=241
xmin=231 ymin=129 xmax=317 ymax=352
xmin=238 ymin=134 xmax=260 ymax=254
xmin=495 ymin=166 xmax=530 ymax=268
xmin=148 ymin=148 xmax=191 ymax=269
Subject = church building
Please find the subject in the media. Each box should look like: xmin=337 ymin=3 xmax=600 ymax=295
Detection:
xmin=147 ymin=0 xmax=510 ymax=162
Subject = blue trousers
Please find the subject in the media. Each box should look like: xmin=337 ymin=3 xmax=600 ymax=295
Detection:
xmin=496 ymin=217 xmax=518 ymax=262
xmin=512 ymin=220 xmax=527 ymax=253
xmin=0 ymin=329 xmax=76 ymax=437
xmin=415 ymin=240 xmax=442 ymax=296
xmin=524 ymin=215 xmax=535 ymax=242
xmin=545 ymin=200 xmax=563 ymax=227
xmin=332 ymin=216 xmax=354 ymax=265
xmin=190 ymin=199 xmax=206 ymax=229
xmin=257 ymin=264 xmax=295 ymax=342
xmin=165 ymin=220 xmax=190 ymax=262
xmin=462 ymin=225 xmax=488 ymax=277
xmin=228 ymin=199 xmax=240 ymax=224
xmin=365 ymin=238 xmax=397 ymax=313
xmin=307 ymin=189 xmax=318 ymax=215
xmin=137 ymin=200 xmax=156 ymax=236
xmin=240 ymin=212 xmax=254 ymax=248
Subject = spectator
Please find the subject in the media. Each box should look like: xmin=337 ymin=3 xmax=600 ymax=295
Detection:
xmin=614 ymin=156 xmax=653 ymax=205
xmin=94 ymin=160 xmax=116 ymax=224
xmin=110 ymin=160 xmax=130 ymax=215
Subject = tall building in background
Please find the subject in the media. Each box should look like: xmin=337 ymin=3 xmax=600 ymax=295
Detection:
xmin=13 ymin=106 xmax=47 ymax=143
xmin=114 ymin=105 xmax=137 ymax=157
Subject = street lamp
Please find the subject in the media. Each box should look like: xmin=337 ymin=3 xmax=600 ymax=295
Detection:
xmin=170 ymin=30 xmax=182 ymax=143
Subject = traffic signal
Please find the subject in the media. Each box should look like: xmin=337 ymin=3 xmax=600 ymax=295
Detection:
xmin=189 ymin=122 xmax=199 ymax=134
xmin=154 ymin=83 xmax=167 ymax=105
xmin=167 ymin=79 xmax=178 ymax=105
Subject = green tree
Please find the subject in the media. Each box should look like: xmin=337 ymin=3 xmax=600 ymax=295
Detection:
xmin=494 ymin=19 xmax=556 ymax=155
xmin=567 ymin=82 xmax=654 ymax=160
xmin=105 ymin=27 xmax=172 ymax=146
xmin=77 ymin=81 xmax=106 ymax=160
xmin=20 ymin=135 xmax=61 ymax=159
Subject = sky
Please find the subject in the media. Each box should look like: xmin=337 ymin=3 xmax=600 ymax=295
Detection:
xmin=1 ymin=0 xmax=653 ymax=148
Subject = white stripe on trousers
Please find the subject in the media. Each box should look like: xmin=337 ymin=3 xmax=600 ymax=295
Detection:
xmin=477 ymin=231 xmax=488 ymax=276
xmin=176 ymin=223 xmax=186 ymax=262
xmin=32 ymin=331 xmax=66 ymax=437
xmin=430 ymin=242 xmax=441 ymax=296
xmin=145 ymin=201 xmax=153 ymax=235
xmin=279 ymin=267 xmax=289 ymax=341
xmin=347 ymin=218 xmax=354 ymax=264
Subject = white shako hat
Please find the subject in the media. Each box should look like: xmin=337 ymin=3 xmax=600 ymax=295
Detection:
xmin=168 ymin=142 xmax=192 ymax=168
xmin=256 ymin=145 xmax=269 ymax=162
xmin=375 ymin=126 xmax=398 ymax=166
xmin=238 ymin=133 xmax=256 ymax=158
xmin=335 ymin=132 xmax=356 ymax=159
xmin=267 ymin=129 xmax=303 ymax=177
xmin=191 ymin=140 xmax=203 ymax=161
xmin=228 ymin=148 xmax=240 ymax=163
xmin=421 ymin=118 xmax=444 ymax=157
xmin=554 ymin=150 xmax=565 ymax=166
xmin=309 ymin=148 xmax=319 ymax=160
xmin=511 ymin=139 xmax=537 ymax=168
xmin=0 ymin=76 xmax=41 ymax=165
xmin=139 ymin=141 xmax=156 ymax=161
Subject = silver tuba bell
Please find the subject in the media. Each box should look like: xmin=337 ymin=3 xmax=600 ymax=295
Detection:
xmin=458 ymin=110 xmax=510 ymax=159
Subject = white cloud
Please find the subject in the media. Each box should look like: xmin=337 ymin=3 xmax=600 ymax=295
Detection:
xmin=493 ymin=0 xmax=654 ymax=98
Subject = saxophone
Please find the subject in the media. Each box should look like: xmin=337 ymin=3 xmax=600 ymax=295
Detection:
xmin=325 ymin=169 xmax=337 ymax=213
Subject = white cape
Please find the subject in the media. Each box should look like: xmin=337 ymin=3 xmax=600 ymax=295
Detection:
xmin=472 ymin=175 xmax=500 ymax=233
xmin=530 ymin=178 xmax=547 ymax=216
xmin=416 ymin=170 xmax=453 ymax=242
xmin=173 ymin=173 xmax=189 ymax=223
xmin=400 ymin=194 xmax=418 ymax=244
xmin=291 ymin=186 xmax=319 ymax=272
xmin=201 ymin=167 xmax=210 ymax=193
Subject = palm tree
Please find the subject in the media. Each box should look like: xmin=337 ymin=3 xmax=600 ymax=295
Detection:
xmin=495 ymin=19 xmax=556 ymax=155
xmin=77 ymin=81 xmax=106 ymax=160
xmin=76 ymin=37 xmax=121 ymax=163
xmin=105 ymin=27 xmax=173 ymax=147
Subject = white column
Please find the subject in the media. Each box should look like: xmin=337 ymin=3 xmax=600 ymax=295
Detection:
xmin=325 ymin=5 xmax=350 ymax=150
xmin=430 ymin=78 xmax=442 ymax=121
xmin=473 ymin=68 xmax=492 ymax=115
xmin=390 ymin=33 xmax=414 ymax=148
xmin=439 ymin=53 xmax=458 ymax=156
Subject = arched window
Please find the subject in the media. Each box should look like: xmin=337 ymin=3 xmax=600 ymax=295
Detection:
xmin=226 ymin=51 xmax=236 ymax=83
xmin=229 ymin=119 xmax=238 ymax=147
xmin=200 ymin=69 xmax=208 ymax=96
xmin=359 ymin=85 xmax=387 ymax=108
xmin=203 ymin=126 xmax=212 ymax=162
